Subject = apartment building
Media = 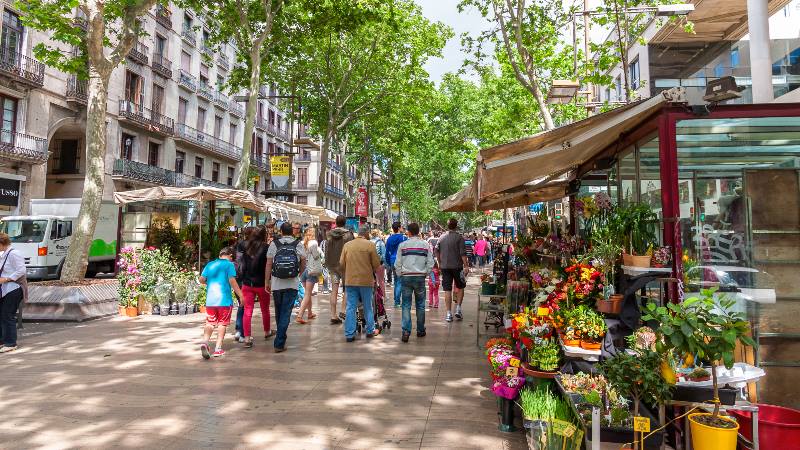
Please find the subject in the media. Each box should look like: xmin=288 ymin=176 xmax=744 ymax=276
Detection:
xmin=592 ymin=0 xmax=800 ymax=105
xmin=292 ymin=144 xmax=356 ymax=216
xmin=0 ymin=1 xmax=293 ymax=217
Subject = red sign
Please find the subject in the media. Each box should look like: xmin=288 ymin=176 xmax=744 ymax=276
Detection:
xmin=355 ymin=186 xmax=368 ymax=217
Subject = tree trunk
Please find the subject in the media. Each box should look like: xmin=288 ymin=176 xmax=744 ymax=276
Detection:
xmin=235 ymin=49 xmax=262 ymax=190
xmin=613 ymin=0 xmax=631 ymax=103
xmin=711 ymin=365 xmax=720 ymax=419
xmin=530 ymin=81 xmax=555 ymax=130
xmin=60 ymin=74 xmax=109 ymax=282
xmin=316 ymin=124 xmax=334 ymax=206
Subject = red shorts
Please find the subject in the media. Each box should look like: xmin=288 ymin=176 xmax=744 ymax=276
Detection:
xmin=206 ymin=306 xmax=233 ymax=326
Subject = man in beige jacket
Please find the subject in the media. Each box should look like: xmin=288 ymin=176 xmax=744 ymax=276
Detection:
xmin=339 ymin=225 xmax=382 ymax=342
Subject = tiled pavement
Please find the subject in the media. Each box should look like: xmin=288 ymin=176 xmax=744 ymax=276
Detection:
xmin=0 ymin=275 xmax=526 ymax=449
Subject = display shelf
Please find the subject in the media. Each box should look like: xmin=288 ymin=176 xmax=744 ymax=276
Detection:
xmin=560 ymin=339 xmax=601 ymax=362
xmin=621 ymin=265 xmax=672 ymax=276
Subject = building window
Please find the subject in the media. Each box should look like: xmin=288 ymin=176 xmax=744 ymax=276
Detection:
xmin=195 ymin=156 xmax=203 ymax=178
xmin=200 ymin=64 xmax=209 ymax=88
xmin=212 ymin=162 xmax=220 ymax=182
xmin=731 ymin=48 xmax=740 ymax=68
xmin=52 ymin=139 xmax=80 ymax=174
xmin=268 ymin=109 xmax=275 ymax=125
xmin=178 ymin=97 xmax=188 ymax=124
xmin=124 ymin=70 xmax=143 ymax=105
xmin=180 ymin=50 xmax=191 ymax=72
xmin=629 ymin=57 xmax=640 ymax=90
xmin=227 ymin=167 xmax=234 ymax=185
xmin=148 ymin=142 xmax=160 ymax=166
xmin=296 ymin=195 xmax=307 ymax=205
xmin=154 ymin=34 xmax=167 ymax=58
xmin=214 ymin=115 xmax=222 ymax=138
xmin=0 ymin=95 xmax=17 ymax=143
xmin=175 ymin=150 xmax=185 ymax=173
xmin=182 ymin=13 xmax=192 ymax=32
xmin=120 ymin=133 xmax=135 ymax=160
xmin=197 ymin=107 xmax=206 ymax=132
xmin=151 ymin=83 xmax=164 ymax=114
xmin=297 ymin=167 xmax=307 ymax=188
xmin=1 ymin=10 xmax=24 ymax=57
xmin=229 ymin=123 xmax=237 ymax=144
xmin=614 ymin=76 xmax=622 ymax=101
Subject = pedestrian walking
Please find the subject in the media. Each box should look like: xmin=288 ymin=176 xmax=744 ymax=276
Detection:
xmin=435 ymin=218 xmax=469 ymax=322
xmin=297 ymin=227 xmax=323 ymax=324
xmin=239 ymin=226 xmax=275 ymax=348
xmin=464 ymin=233 xmax=476 ymax=267
xmin=0 ymin=233 xmax=26 ymax=353
xmin=324 ymin=216 xmax=354 ymax=324
xmin=474 ymin=234 xmax=488 ymax=268
xmin=385 ymin=222 xmax=407 ymax=307
xmin=370 ymin=229 xmax=387 ymax=304
xmin=233 ymin=226 xmax=254 ymax=342
xmin=339 ymin=225 xmax=382 ymax=342
xmin=428 ymin=261 xmax=441 ymax=308
xmin=199 ymin=247 xmax=245 ymax=359
xmin=265 ymin=222 xmax=306 ymax=353
xmin=395 ymin=223 xmax=434 ymax=343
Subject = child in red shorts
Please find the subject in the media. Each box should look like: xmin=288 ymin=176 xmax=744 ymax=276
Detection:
xmin=199 ymin=247 xmax=244 ymax=359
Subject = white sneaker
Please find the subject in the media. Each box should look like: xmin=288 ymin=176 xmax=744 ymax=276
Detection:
xmin=445 ymin=312 xmax=453 ymax=322
xmin=238 ymin=336 xmax=245 ymax=343
xmin=455 ymin=306 xmax=463 ymax=320
xmin=234 ymin=331 xmax=242 ymax=340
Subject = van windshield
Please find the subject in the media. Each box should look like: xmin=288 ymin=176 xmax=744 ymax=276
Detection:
xmin=0 ymin=220 xmax=48 ymax=243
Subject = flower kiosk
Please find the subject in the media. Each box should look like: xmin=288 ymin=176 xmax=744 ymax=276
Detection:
xmin=443 ymin=88 xmax=800 ymax=449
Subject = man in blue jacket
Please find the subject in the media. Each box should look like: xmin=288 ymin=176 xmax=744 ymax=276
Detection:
xmin=384 ymin=221 xmax=407 ymax=307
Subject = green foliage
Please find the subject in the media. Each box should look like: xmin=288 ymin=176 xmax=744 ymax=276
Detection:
xmin=616 ymin=203 xmax=658 ymax=254
xmin=145 ymin=218 xmax=182 ymax=257
xmin=519 ymin=386 xmax=574 ymax=422
xmin=600 ymin=350 xmax=673 ymax=415
xmin=530 ymin=340 xmax=561 ymax=371
xmin=642 ymin=288 xmax=756 ymax=418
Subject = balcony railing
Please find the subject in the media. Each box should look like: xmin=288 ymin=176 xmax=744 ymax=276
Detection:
xmin=151 ymin=53 xmax=172 ymax=79
xmin=198 ymin=83 xmax=215 ymax=101
xmin=252 ymin=155 xmax=269 ymax=170
xmin=118 ymin=100 xmax=174 ymax=135
xmin=324 ymin=184 xmax=345 ymax=198
xmin=214 ymin=91 xmax=228 ymax=109
xmin=0 ymin=130 xmax=48 ymax=163
xmin=65 ymin=75 xmax=87 ymax=105
xmin=295 ymin=153 xmax=312 ymax=162
xmin=113 ymin=158 xmax=229 ymax=188
xmin=218 ymin=54 xmax=229 ymax=70
xmin=200 ymin=42 xmax=213 ymax=58
xmin=326 ymin=159 xmax=342 ymax=172
xmin=229 ymin=101 xmax=244 ymax=118
xmin=175 ymin=123 xmax=241 ymax=160
xmin=294 ymin=182 xmax=318 ymax=191
xmin=0 ymin=48 xmax=45 ymax=87
xmin=258 ymin=85 xmax=268 ymax=98
xmin=155 ymin=5 xmax=172 ymax=29
xmin=177 ymin=69 xmax=197 ymax=92
xmin=127 ymin=42 xmax=149 ymax=65
xmin=181 ymin=27 xmax=196 ymax=45
xmin=255 ymin=116 xmax=268 ymax=130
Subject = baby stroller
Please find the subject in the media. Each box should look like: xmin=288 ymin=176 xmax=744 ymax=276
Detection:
xmin=355 ymin=277 xmax=391 ymax=334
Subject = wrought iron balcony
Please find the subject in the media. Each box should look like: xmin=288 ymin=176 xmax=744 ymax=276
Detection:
xmin=177 ymin=69 xmax=197 ymax=92
xmin=326 ymin=158 xmax=342 ymax=172
xmin=113 ymin=158 xmax=229 ymax=188
xmin=198 ymin=82 xmax=215 ymax=102
xmin=324 ymin=184 xmax=345 ymax=198
xmin=182 ymin=27 xmax=196 ymax=46
xmin=127 ymin=42 xmax=149 ymax=65
xmin=214 ymin=92 xmax=228 ymax=109
xmin=0 ymin=48 xmax=45 ymax=87
xmin=118 ymin=100 xmax=174 ymax=135
xmin=175 ymin=123 xmax=242 ymax=161
xmin=65 ymin=75 xmax=87 ymax=105
xmin=200 ymin=43 xmax=214 ymax=58
xmin=175 ymin=172 xmax=229 ymax=189
xmin=252 ymin=155 xmax=269 ymax=171
xmin=255 ymin=116 xmax=268 ymax=131
xmin=151 ymin=53 xmax=172 ymax=79
xmin=155 ymin=5 xmax=172 ymax=29
xmin=295 ymin=153 xmax=312 ymax=162
xmin=217 ymin=54 xmax=229 ymax=70
xmin=0 ymin=130 xmax=48 ymax=164
xmin=229 ymin=101 xmax=244 ymax=118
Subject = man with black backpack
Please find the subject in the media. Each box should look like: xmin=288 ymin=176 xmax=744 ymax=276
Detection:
xmin=264 ymin=222 xmax=306 ymax=353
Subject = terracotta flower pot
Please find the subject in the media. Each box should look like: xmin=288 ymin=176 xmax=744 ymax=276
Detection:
xmin=622 ymin=253 xmax=634 ymax=266
xmin=563 ymin=338 xmax=580 ymax=347
xmin=596 ymin=294 xmax=624 ymax=314
xmin=199 ymin=305 xmax=206 ymax=313
xmin=580 ymin=339 xmax=602 ymax=350
xmin=125 ymin=306 xmax=138 ymax=317
xmin=118 ymin=306 xmax=126 ymax=316
xmin=629 ymin=254 xmax=652 ymax=268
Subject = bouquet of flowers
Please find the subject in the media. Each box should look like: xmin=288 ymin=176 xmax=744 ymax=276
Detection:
xmin=653 ymin=246 xmax=671 ymax=267
xmin=486 ymin=339 xmax=526 ymax=399
xmin=563 ymin=263 xmax=604 ymax=305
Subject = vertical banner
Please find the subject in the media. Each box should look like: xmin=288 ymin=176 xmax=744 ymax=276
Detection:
xmin=269 ymin=155 xmax=291 ymax=188
xmin=355 ymin=186 xmax=368 ymax=217
xmin=390 ymin=202 xmax=400 ymax=223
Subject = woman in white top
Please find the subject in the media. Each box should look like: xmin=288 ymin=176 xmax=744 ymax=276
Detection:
xmin=0 ymin=232 xmax=26 ymax=352
xmin=296 ymin=227 xmax=323 ymax=324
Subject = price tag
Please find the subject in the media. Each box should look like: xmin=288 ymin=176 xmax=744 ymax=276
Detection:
xmin=509 ymin=358 xmax=520 ymax=367
xmin=537 ymin=307 xmax=549 ymax=316
xmin=633 ymin=416 xmax=650 ymax=433
xmin=551 ymin=419 xmax=576 ymax=437
xmin=505 ymin=366 xmax=519 ymax=377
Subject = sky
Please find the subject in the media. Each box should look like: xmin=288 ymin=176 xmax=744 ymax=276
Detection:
xmin=416 ymin=0 xmax=493 ymax=84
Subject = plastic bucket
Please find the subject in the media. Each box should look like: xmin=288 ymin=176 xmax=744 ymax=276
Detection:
xmin=688 ymin=413 xmax=739 ymax=450
xmin=728 ymin=404 xmax=800 ymax=449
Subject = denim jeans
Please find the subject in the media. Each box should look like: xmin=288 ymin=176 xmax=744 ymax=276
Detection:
xmin=401 ymin=276 xmax=426 ymax=334
xmin=272 ymin=289 xmax=297 ymax=349
xmin=344 ymin=286 xmax=374 ymax=338
xmin=0 ymin=287 xmax=23 ymax=346
xmin=393 ymin=268 xmax=403 ymax=306
xmin=235 ymin=301 xmax=244 ymax=333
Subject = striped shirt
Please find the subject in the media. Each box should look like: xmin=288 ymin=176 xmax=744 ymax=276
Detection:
xmin=394 ymin=237 xmax=435 ymax=277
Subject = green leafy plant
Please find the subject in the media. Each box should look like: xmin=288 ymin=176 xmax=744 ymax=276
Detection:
xmin=586 ymin=238 xmax=623 ymax=296
xmin=618 ymin=203 xmax=658 ymax=255
xmin=530 ymin=340 xmax=561 ymax=371
xmin=573 ymin=306 xmax=607 ymax=340
xmin=146 ymin=217 xmax=182 ymax=257
xmin=642 ymin=288 xmax=756 ymax=425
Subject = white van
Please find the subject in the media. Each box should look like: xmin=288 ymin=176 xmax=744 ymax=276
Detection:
xmin=0 ymin=199 xmax=119 ymax=279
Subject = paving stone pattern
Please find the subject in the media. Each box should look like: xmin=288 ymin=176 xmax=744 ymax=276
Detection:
xmin=0 ymin=275 xmax=526 ymax=449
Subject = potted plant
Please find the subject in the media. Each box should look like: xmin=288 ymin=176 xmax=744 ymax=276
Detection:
xmin=618 ymin=204 xmax=658 ymax=267
xmin=601 ymin=349 xmax=674 ymax=450
xmin=519 ymin=386 xmax=582 ymax=449
xmin=643 ymin=288 xmax=756 ymax=450
xmin=575 ymin=307 xmax=606 ymax=350
xmin=685 ymin=367 xmax=711 ymax=382
xmin=528 ymin=340 xmax=561 ymax=375
xmin=588 ymin=239 xmax=624 ymax=313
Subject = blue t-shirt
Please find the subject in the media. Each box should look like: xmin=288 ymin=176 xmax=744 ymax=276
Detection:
xmin=385 ymin=233 xmax=407 ymax=265
xmin=201 ymin=259 xmax=237 ymax=307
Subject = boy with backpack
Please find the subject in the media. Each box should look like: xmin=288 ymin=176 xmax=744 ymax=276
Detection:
xmin=264 ymin=222 xmax=307 ymax=353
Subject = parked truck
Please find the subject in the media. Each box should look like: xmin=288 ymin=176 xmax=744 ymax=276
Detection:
xmin=0 ymin=199 xmax=119 ymax=279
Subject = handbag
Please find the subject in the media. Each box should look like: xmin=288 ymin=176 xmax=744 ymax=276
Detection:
xmin=307 ymin=245 xmax=323 ymax=277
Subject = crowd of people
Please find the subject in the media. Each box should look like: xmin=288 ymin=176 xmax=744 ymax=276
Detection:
xmin=197 ymin=216 xmax=502 ymax=359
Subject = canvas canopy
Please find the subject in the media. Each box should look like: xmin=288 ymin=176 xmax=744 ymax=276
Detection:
xmin=440 ymin=88 xmax=685 ymax=212
xmin=271 ymin=201 xmax=338 ymax=223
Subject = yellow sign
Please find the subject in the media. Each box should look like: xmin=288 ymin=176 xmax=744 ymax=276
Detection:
xmin=505 ymin=366 xmax=519 ymax=377
xmin=551 ymin=419 xmax=576 ymax=437
xmin=509 ymin=358 xmax=520 ymax=367
xmin=537 ymin=307 xmax=549 ymax=316
xmin=269 ymin=155 xmax=291 ymax=176
xmin=242 ymin=215 xmax=252 ymax=223
xmin=633 ymin=416 xmax=650 ymax=433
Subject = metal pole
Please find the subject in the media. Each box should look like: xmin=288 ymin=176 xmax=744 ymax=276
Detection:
xmin=197 ymin=201 xmax=202 ymax=271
